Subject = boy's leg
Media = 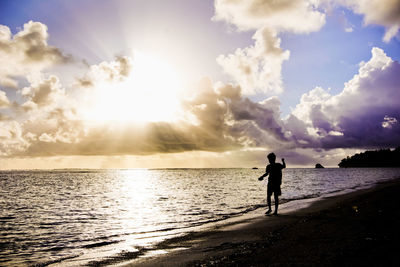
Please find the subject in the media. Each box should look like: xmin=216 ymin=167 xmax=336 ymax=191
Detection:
xmin=273 ymin=192 xmax=279 ymax=215
xmin=266 ymin=191 xmax=272 ymax=214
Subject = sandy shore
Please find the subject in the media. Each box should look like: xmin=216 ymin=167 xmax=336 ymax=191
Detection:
xmin=120 ymin=178 xmax=400 ymax=267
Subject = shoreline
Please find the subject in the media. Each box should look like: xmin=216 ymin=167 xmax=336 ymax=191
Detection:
xmin=117 ymin=177 xmax=400 ymax=266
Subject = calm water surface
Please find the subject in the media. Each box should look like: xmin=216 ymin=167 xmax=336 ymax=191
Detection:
xmin=0 ymin=168 xmax=399 ymax=266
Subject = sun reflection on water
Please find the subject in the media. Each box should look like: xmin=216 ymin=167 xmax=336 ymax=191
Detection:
xmin=112 ymin=169 xmax=159 ymax=232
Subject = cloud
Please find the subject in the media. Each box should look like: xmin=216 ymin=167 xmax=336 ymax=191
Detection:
xmin=0 ymin=21 xmax=71 ymax=89
xmin=217 ymin=27 xmax=290 ymax=94
xmin=0 ymin=120 xmax=30 ymax=156
xmin=214 ymin=0 xmax=326 ymax=33
xmin=1 ymin=77 xmax=229 ymax=156
xmin=228 ymin=95 xmax=289 ymax=146
xmin=5 ymin=46 xmax=398 ymax=160
xmin=214 ymin=0 xmax=325 ymax=96
xmin=288 ymin=47 xmax=400 ymax=148
xmin=21 ymin=75 xmax=65 ymax=108
xmin=292 ymin=87 xmax=331 ymax=119
xmin=214 ymin=0 xmax=399 ymax=99
xmin=0 ymin=90 xmax=10 ymax=107
xmin=41 ymin=47 xmax=399 ymax=159
xmin=382 ymin=116 xmax=398 ymax=129
xmin=325 ymin=0 xmax=400 ymax=42
xmin=0 ymin=45 xmax=398 ymax=169
xmin=183 ymin=78 xmax=291 ymax=151
xmin=1 ymin=74 xmax=293 ymax=157
xmin=77 ymin=56 xmax=132 ymax=87
xmin=347 ymin=0 xmax=400 ymax=42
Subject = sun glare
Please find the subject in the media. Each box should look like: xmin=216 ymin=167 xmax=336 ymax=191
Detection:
xmin=84 ymin=51 xmax=184 ymax=123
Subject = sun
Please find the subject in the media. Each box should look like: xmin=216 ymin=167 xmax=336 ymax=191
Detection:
xmin=83 ymin=51 xmax=185 ymax=123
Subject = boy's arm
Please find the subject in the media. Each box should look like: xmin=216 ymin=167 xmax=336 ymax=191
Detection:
xmin=258 ymin=166 xmax=270 ymax=181
xmin=282 ymin=158 xmax=286 ymax=169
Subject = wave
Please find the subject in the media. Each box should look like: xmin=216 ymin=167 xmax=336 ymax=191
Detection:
xmin=82 ymin=240 xmax=121 ymax=249
xmin=85 ymin=249 xmax=145 ymax=267
xmin=32 ymin=254 xmax=81 ymax=267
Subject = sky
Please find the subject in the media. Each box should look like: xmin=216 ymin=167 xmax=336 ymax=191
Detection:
xmin=0 ymin=0 xmax=399 ymax=169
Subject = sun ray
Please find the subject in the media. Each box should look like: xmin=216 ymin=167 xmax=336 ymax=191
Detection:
xmin=82 ymin=51 xmax=184 ymax=123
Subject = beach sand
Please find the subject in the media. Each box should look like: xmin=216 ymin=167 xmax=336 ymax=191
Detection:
xmin=121 ymin=178 xmax=400 ymax=266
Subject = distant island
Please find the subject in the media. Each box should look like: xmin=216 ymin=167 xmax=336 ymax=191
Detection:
xmin=338 ymin=147 xmax=400 ymax=168
xmin=315 ymin=163 xmax=324 ymax=169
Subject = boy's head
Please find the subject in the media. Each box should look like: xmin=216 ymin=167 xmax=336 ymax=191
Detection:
xmin=267 ymin=153 xmax=276 ymax=163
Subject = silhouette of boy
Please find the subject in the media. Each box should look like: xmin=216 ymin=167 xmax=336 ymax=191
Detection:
xmin=258 ymin=153 xmax=286 ymax=215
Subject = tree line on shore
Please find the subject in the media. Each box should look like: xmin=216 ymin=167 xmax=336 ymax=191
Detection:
xmin=338 ymin=147 xmax=400 ymax=168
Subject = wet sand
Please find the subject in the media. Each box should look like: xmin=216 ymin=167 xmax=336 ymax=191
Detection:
xmin=121 ymin=178 xmax=400 ymax=266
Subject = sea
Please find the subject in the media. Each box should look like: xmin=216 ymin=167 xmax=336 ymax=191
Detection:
xmin=1 ymin=168 xmax=399 ymax=266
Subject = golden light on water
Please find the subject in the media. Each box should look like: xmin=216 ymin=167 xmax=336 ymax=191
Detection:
xmin=116 ymin=169 xmax=171 ymax=233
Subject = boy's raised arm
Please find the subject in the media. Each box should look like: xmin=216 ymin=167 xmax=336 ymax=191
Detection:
xmin=282 ymin=158 xmax=286 ymax=168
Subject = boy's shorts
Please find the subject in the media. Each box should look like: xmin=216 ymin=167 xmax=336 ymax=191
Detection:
xmin=267 ymin=183 xmax=281 ymax=196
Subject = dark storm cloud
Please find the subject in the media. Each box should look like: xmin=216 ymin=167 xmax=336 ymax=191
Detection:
xmin=229 ymin=96 xmax=288 ymax=142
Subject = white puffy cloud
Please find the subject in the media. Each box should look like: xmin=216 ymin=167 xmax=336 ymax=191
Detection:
xmin=214 ymin=0 xmax=400 ymax=99
xmin=291 ymin=86 xmax=332 ymax=123
xmin=214 ymin=0 xmax=325 ymax=96
xmin=217 ymin=27 xmax=290 ymax=94
xmin=0 ymin=28 xmax=83 ymax=157
xmin=214 ymin=0 xmax=326 ymax=33
xmin=0 ymin=21 xmax=70 ymax=89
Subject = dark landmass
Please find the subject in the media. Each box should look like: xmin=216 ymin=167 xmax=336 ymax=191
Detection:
xmin=124 ymin=178 xmax=400 ymax=267
xmin=339 ymin=147 xmax=400 ymax=168
xmin=315 ymin=163 xmax=324 ymax=168
xmin=252 ymin=167 xmax=259 ymax=169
